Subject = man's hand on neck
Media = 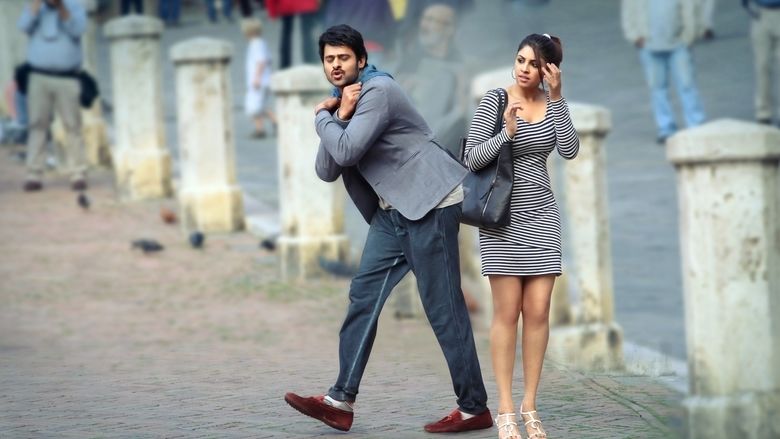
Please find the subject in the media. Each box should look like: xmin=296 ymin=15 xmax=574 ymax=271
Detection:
xmin=337 ymin=82 xmax=362 ymax=120
xmin=315 ymin=96 xmax=341 ymax=115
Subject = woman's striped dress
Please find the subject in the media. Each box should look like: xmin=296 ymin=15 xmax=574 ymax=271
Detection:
xmin=464 ymin=89 xmax=579 ymax=276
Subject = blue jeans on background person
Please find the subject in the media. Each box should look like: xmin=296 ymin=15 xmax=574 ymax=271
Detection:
xmin=120 ymin=0 xmax=143 ymax=15
xmin=326 ymin=204 xmax=488 ymax=414
xmin=159 ymin=0 xmax=181 ymax=25
xmin=639 ymin=46 xmax=706 ymax=140
xmin=279 ymin=12 xmax=320 ymax=68
xmin=205 ymin=0 xmax=233 ymax=22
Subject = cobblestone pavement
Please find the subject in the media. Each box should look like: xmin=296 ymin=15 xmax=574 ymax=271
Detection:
xmin=0 ymin=154 xmax=684 ymax=438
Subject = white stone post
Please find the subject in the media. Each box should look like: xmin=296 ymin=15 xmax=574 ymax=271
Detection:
xmin=667 ymin=119 xmax=780 ymax=439
xmin=105 ymin=16 xmax=171 ymax=199
xmin=546 ymin=103 xmax=624 ymax=371
xmin=0 ymin=0 xmax=28 ymax=117
xmin=171 ymin=38 xmax=245 ymax=233
xmin=271 ymin=66 xmax=349 ymax=280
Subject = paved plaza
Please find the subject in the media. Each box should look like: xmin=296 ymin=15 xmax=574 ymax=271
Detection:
xmin=0 ymin=154 xmax=683 ymax=437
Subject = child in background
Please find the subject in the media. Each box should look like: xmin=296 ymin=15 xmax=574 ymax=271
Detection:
xmin=242 ymin=18 xmax=277 ymax=138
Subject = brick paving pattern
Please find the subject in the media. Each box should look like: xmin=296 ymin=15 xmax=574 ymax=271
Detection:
xmin=0 ymin=155 xmax=683 ymax=438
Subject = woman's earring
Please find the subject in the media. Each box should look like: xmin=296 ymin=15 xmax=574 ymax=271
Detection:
xmin=511 ymin=69 xmax=516 ymax=79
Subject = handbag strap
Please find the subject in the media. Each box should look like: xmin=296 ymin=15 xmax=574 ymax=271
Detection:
xmin=492 ymin=88 xmax=508 ymax=136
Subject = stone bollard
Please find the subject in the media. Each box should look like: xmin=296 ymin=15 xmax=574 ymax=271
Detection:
xmin=0 ymin=0 xmax=28 ymax=118
xmin=105 ymin=16 xmax=171 ymax=199
xmin=546 ymin=103 xmax=624 ymax=371
xmin=667 ymin=119 xmax=780 ymax=439
xmin=271 ymin=66 xmax=350 ymax=280
xmin=171 ymin=38 xmax=245 ymax=233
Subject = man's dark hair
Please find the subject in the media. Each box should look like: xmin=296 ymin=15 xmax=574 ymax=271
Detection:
xmin=318 ymin=24 xmax=368 ymax=63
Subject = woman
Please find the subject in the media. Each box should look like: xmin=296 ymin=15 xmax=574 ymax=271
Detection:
xmin=463 ymin=33 xmax=579 ymax=439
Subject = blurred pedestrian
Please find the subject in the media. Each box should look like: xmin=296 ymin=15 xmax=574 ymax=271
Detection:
xmin=17 ymin=0 xmax=88 ymax=192
xmin=241 ymin=18 xmax=276 ymax=137
xmin=159 ymin=0 xmax=181 ymax=25
xmin=700 ymin=0 xmax=716 ymax=39
xmin=284 ymin=24 xmax=493 ymax=435
xmin=236 ymin=0 xmax=255 ymax=17
xmin=399 ymin=0 xmax=474 ymax=54
xmin=397 ymin=2 xmax=466 ymax=156
xmin=622 ymin=0 xmax=707 ymax=144
xmin=266 ymin=0 xmax=320 ymax=68
xmin=743 ymin=0 xmax=780 ymax=125
xmin=464 ymin=33 xmax=578 ymax=439
xmin=205 ymin=0 xmax=233 ymax=23
xmin=120 ymin=0 xmax=143 ymax=15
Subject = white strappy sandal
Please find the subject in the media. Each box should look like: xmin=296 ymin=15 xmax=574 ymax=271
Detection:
xmin=519 ymin=404 xmax=547 ymax=438
xmin=495 ymin=413 xmax=522 ymax=439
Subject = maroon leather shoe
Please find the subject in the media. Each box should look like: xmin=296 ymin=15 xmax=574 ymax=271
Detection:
xmin=284 ymin=393 xmax=353 ymax=432
xmin=424 ymin=408 xmax=493 ymax=433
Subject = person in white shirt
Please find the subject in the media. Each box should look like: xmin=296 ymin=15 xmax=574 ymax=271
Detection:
xmin=242 ymin=18 xmax=276 ymax=138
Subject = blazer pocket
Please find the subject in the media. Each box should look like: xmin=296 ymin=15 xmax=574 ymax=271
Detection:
xmin=397 ymin=150 xmax=421 ymax=169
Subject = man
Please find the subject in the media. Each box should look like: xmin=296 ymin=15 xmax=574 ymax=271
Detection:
xmin=621 ymin=0 xmax=707 ymax=144
xmin=284 ymin=24 xmax=493 ymax=434
xmin=18 ymin=0 xmax=88 ymax=192
xmin=743 ymin=0 xmax=780 ymax=125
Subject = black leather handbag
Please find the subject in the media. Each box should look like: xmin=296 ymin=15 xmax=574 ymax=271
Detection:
xmin=459 ymin=88 xmax=513 ymax=228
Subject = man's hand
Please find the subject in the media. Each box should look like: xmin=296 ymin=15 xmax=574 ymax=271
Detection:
xmin=337 ymin=82 xmax=362 ymax=120
xmin=634 ymin=37 xmax=644 ymax=49
xmin=31 ymin=0 xmax=42 ymax=14
xmin=315 ymin=96 xmax=341 ymax=115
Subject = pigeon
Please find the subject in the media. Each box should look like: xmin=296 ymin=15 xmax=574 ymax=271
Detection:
xmin=189 ymin=231 xmax=205 ymax=249
xmin=318 ymin=256 xmax=359 ymax=278
xmin=131 ymin=239 xmax=164 ymax=254
xmin=77 ymin=193 xmax=90 ymax=210
xmin=259 ymin=234 xmax=278 ymax=251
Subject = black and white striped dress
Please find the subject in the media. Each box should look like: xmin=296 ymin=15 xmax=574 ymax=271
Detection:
xmin=464 ymin=89 xmax=579 ymax=276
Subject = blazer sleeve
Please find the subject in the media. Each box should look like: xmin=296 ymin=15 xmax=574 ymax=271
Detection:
xmin=315 ymin=141 xmax=343 ymax=182
xmin=314 ymin=84 xmax=390 ymax=167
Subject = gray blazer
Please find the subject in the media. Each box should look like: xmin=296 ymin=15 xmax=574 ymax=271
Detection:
xmin=315 ymin=76 xmax=467 ymax=223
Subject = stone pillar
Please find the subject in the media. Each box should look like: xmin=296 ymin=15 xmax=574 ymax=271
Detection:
xmin=547 ymin=103 xmax=623 ymax=371
xmin=271 ymin=66 xmax=349 ymax=280
xmin=105 ymin=16 xmax=171 ymax=199
xmin=171 ymin=38 xmax=245 ymax=233
xmin=80 ymin=0 xmax=110 ymax=167
xmin=0 ymin=0 xmax=28 ymax=117
xmin=667 ymin=119 xmax=780 ymax=439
